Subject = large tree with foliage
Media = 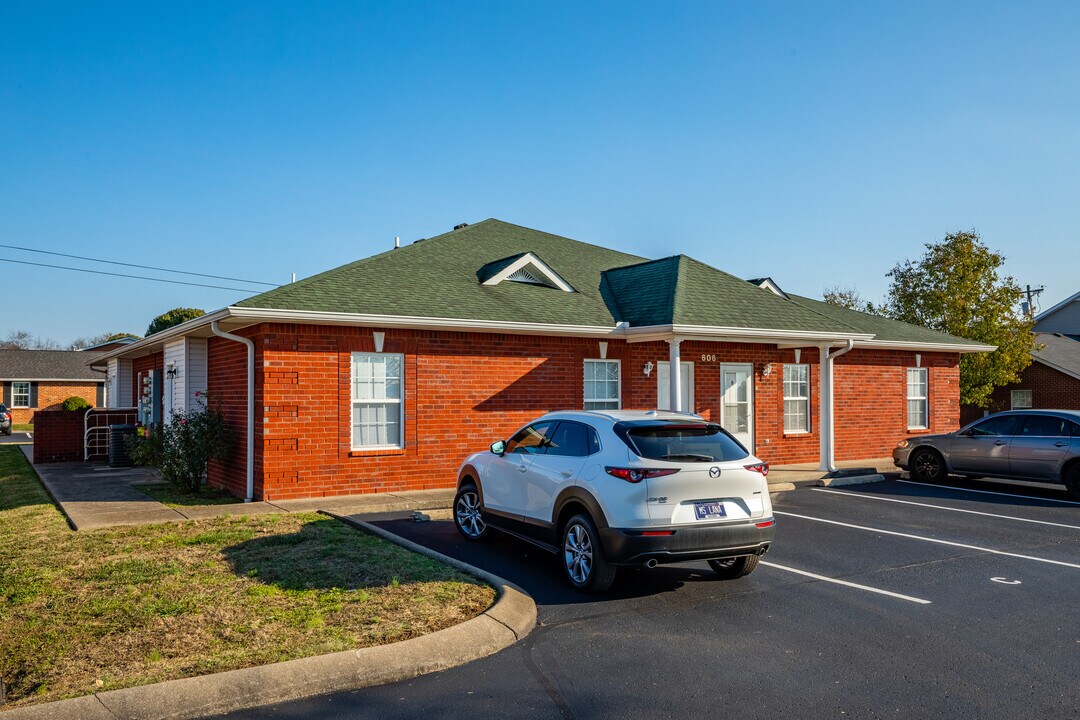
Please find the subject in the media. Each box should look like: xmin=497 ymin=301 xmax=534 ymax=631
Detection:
xmin=882 ymin=231 xmax=1034 ymax=407
xmin=146 ymin=308 xmax=206 ymax=336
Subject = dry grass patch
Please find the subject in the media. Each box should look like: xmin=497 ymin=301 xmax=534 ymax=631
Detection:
xmin=0 ymin=447 xmax=494 ymax=709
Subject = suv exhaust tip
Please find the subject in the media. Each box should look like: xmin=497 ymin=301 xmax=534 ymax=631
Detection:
xmin=757 ymin=546 xmax=769 ymax=557
xmin=645 ymin=559 xmax=659 ymax=569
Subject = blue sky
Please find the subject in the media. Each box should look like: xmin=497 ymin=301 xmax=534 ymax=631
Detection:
xmin=2 ymin=2 xmax=1078 ymax=344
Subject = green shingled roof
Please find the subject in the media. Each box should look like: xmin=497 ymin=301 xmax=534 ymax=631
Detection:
xmin=235 ymin=218 xmax=986 ymax=347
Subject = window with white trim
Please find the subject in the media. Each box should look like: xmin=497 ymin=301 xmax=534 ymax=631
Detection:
xmin=11 ymin=382 xmax=30 ymax=408
xmin=906 ymin=367 xmax=928 ymax=429
xmin=1011 ymin=389 xmax=1033 ymax=409
xmin=783 ymin=364 xmax=810 ymax=433
xmin=583 ymin=360 xmax=620 ymax=411
xmin=351 ymin=353 xmax=404 ymax=449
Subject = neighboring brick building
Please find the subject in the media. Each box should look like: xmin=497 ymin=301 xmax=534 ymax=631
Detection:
xmin=0 ymin=350 xmax=106 ymax=425
xmin=961 ymin=290 xmax=1080 ymax=424
xmin=96 ymin=219 xmax=990 ymax=500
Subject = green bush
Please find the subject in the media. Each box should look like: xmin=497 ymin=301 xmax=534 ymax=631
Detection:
xmin=126 ymin=393 xmax=232 ymax=493
xmin=61 ymin=396 xmax=92 ymax=412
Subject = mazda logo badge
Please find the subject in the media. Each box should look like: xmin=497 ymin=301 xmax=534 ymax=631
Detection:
xmin=709 ymin=467 xmax=721 ymax=478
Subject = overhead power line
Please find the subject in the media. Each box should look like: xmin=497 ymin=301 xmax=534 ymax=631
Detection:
xmin=0 ymin=243 xmax=280 ymax=286
xmin=0 ymin=256 xmax=258 ymax=292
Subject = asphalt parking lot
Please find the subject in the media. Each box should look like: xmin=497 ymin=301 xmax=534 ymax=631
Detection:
xmin=0 ymin=431 xmax=32 ymax=444
xmin=219 ymin=475 xmax=1080 ymax=720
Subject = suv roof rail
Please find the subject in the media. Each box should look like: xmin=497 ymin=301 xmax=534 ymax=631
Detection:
xmin=645 ymin=409 xmax=704 ymax=419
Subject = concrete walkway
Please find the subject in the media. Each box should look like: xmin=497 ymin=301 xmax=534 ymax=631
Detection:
xmin=767 ymin=457 xmax=896 ymax=490
xmin=20 ymin=446 xmax=454 ymax=531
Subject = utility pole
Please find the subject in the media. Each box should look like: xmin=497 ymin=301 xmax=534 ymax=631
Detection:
xmin=1023 ymin=284 xmax=1044 ymax=319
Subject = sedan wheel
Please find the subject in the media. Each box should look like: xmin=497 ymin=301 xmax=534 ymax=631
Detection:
xmin=1065 ymin=464 xmax=1080 ymax=501
xmin=911 ymin=448 xmax=946 ymax=482
xmin=453 ymin=486 xmax=489 ymax=541
xmin=560 ymin=513 xmax=616 ymax=593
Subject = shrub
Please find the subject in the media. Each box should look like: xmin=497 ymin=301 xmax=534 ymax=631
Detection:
xmin=127 ymin=393 xmax=231 ymax=493
xmin=61 ymin=396 xmax=92 ymax=412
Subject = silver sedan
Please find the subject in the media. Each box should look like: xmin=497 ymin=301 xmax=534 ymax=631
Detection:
xmin=893 ymin=409 xmax=1080 ymax=499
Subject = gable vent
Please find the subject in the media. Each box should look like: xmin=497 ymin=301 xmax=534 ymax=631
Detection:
xmin=507 ymin=265 xmax=555 ymax=287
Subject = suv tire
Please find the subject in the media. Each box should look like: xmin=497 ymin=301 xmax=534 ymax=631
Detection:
xmin=708 ymin=554 xmax=759 ymax=579
xmin=910 ymin=448 xmax=947 ymax=483
xmin=561 ymin=513 xmax=616 ymax=593
xmin=453 ymin=485 xmax=490 ymax=541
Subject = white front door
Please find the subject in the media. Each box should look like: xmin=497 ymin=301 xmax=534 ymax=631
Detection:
xmin=721 ymin=363 xmax=754 ymax=451
xmin=657 ymin=361 xmax=694 ymax=412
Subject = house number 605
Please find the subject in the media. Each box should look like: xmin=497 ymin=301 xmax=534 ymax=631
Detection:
xmin=701 ymin=354 xmax=717 ymax=362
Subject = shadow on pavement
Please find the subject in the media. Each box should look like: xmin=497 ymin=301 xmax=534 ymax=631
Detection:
xmin=368 ymin=517 xmax=720 ymax=606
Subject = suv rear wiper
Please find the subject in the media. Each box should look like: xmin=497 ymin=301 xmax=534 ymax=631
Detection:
xmin=661 ymin=453 xmax=714 ymax=462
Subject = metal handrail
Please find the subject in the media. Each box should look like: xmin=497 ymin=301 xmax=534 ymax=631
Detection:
xmin=84 ymin=407 xmax=138 ymax=461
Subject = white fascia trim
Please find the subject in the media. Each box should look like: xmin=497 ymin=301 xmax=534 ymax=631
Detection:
xmin=1034 ymin=290 xmax=1080 ymax=322
xmin=227 ymin=306 xmax=620 ymax=337
xmin=481 ymin=252 xmax=575 ymax=292
xmin=853 ymin=339 xmax=995 ymax=353
xmin=1031 ymin=355 xmax=1080 ymax=382
xmin=89 ymin=309 xmax=232 ymax=364
xmin=624 ymin=324 xmax=874 ymax=344
xmin=0 ymin=378 xmax=104 ymax=382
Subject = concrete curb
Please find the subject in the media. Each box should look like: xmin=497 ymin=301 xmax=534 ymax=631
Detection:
xmin=2 ymin=514 xmax=536 ymax=720
xmin=816 ymin=473 xmax=885 ymax=487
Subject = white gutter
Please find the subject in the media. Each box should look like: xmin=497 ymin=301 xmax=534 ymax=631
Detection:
xmin=852 ymin=339 xmax=995 ymax=353
xmin=211 ymin=321 xmax=255 ymax=503
xmin=819 ymin=338 xmax=855 ymax=472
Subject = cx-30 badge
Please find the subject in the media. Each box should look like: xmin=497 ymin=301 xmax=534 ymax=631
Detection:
xmin=709 ymin=467 xmax=721 ymax=478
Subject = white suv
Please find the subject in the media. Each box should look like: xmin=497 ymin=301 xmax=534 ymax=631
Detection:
xmin=454 ymin=410 xmax=775 ymax=592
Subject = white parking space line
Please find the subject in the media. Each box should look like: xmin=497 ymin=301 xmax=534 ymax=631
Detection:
xmin=774 ymin=511 xmax=1080 ymax=570
xmin=897 ymin=479 xmax=1080 ymax=506
xmin=813 ymin=488 xmax=1080 ymax=531
xmin=761 ymin=561 xmax=932 ymax=604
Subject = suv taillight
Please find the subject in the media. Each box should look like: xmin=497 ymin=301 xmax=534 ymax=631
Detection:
xmin=744 ymin=462 xmax=770 ymax=477
xmin=605 ymin=467 xmax=680 ymax=483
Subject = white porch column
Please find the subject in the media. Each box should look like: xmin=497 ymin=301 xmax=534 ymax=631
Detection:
xmin=818 ymin=344 xmax=831 ymax=471
xmin=667 ymin=337 xmax=683 ymax=412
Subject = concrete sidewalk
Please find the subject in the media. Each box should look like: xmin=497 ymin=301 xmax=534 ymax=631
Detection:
xmin=766 ymin=457 xmax=896 ymax=490
xmin=20 ymin=446 xmax=454 ymax=531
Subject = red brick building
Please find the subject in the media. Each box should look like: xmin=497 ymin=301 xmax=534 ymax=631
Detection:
xmin=96 ymin=220 xmax=990 ymax=500
xmin=0 ymin=350 xmax=106 ymax=425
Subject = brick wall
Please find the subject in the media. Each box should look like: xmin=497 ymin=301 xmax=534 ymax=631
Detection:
xmin=200 ymin=322 xmax=962 ymax=500
xmin=8 ymin=381 xmax=102 ymax=425
xmin=31 ymin=409 xmax=87 ymax=463
xmin=961 ymin=360 xmax=1080 ymax=425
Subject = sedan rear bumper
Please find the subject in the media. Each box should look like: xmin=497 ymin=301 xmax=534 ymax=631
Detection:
xmin=599 ymin=520 xmax=775 ymax=566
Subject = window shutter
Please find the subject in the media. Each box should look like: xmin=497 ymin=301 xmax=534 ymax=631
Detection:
xmin=96 ymin=384 xmax=105 ymax=407
xmin=29 ymin=382 xmax=38 ymax=408
xmin=2 ymin=382 xmax=9 ymax=406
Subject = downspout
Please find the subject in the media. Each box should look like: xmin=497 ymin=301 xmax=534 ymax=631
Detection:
xmin=818 ymin=339 xmax=855 ymax=472
xmin=211 ymin=321 xmax=255 ymax=502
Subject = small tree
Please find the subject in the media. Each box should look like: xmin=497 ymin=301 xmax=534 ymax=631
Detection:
xmin=146 ymin=308 xmax=205 ymax=336
xmin=127 ymin=393 xmax=231 ymax=493
xmin=882 ymin=231 xmax=1035 ymax=407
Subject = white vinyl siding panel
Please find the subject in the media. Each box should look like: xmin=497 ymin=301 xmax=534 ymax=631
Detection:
xmin=351 ymin=353 xmax=404 ymax=449
xmin=584 ymin=360 xmax=620 ymax=411
xmin=164 ymin=338 xmax=186 ymax=418
xmin=186 ymin=337 xmax=208 ymax=410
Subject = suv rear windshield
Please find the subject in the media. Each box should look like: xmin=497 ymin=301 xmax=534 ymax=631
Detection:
xmin=615 ymin=421 xmax=749 ymax=462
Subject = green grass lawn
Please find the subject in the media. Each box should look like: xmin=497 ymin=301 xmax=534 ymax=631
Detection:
xmin=12 ymin=423 xmax=33 ymax=432
xmin=0 ymin=446 xmax=494 ymax=709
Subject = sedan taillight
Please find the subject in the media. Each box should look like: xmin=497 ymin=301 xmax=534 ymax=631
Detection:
xmin=605 ymin=467 xmax=680 ymax=483
xmin=744 ymin=462 xmax=770 ymax=477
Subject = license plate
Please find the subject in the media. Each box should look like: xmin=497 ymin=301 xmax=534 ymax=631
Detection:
xmin=694 ymin=501 xmax=726 ymax=520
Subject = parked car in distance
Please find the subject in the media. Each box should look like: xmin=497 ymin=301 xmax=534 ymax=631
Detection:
xmin=0 ymin=404 xmax=11 ymax=435
xmin=893 ymin=409 xmax=1080 ymax=499
xmin=454 ymin=410 xmax=775 ymax=593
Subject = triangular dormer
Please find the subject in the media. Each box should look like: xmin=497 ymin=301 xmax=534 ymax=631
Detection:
xmin=747 ymin=277 xmax=789 ymax=300
xmin=477 ymin=252 xmax=575 ymax=292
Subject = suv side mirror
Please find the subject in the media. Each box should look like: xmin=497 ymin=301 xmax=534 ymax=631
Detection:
xmin=490 ymin=440 xmax=506 ymax=455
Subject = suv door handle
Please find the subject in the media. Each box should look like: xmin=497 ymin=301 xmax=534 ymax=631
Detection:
xmin=517 ymin=465 xmax=528 ymax=473
xmin=1054 ymin=441 xmax=1068 ymax=447
xmin=560 ymin=469 xmax=574 ymax=478
xmin=994 ymin=440 xmax=1007 ymax=446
